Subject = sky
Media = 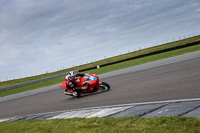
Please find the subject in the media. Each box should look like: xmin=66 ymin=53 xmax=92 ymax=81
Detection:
xmin=0 ymin=0 xmax=200 ymax=81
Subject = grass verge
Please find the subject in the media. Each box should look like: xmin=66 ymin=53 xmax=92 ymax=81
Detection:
xmin=0 ymin=117 xmax=200 ymax=133
xmin=1 ymin=43 xmax=200 ymax=97
xmin=0 ymin=35 xmax=200 ymax=88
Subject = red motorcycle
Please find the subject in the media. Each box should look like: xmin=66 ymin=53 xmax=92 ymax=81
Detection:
xmin=59 ymin=73 xmax=110 ymax=98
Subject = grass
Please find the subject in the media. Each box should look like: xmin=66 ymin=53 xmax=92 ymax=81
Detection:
xmin=0 ymin=77 xmax=64 ymax=97
xmin=0 ymin=42 xmax=200 ymax=97
xmin=0 ymin=35 xmax=200 ymax=88
xmin=0 ymin=117 xmax=200 ymax=133
xmin=84 ymin=43 xmax=200 ymax=74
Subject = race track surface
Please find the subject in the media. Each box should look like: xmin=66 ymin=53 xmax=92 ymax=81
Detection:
xmin=0 ymin=54 xmax=200 ymax=119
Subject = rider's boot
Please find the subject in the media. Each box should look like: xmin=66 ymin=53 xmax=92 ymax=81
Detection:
xmin=64 ymin=90 xmax=71 ymax=95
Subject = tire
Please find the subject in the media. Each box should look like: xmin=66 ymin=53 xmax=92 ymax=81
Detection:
xmin=99 ymin=82 xmax=110 ymax=91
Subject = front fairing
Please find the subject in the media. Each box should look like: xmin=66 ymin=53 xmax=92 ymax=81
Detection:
xmin=59 ymin=82 xmax=67 ymax=89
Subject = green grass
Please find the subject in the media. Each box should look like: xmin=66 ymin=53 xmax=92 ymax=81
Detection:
xmin=0 ymin=35 xmax=200 ymax=88
xmin=84 ymin=42 xmax=200 ymax=74
xmin=0 ymin=77 xmax=64 ymax=97
xmin=0 ymin=117 xmax=199 ymax=133
xmin=1 ymin=42 xmax=200 ymax=97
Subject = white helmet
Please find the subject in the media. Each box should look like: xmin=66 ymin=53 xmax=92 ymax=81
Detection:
xmin=69 ymin=71 xmax=75 ymax=76
xmin=65 ymin=71 xmax=75 ymax=80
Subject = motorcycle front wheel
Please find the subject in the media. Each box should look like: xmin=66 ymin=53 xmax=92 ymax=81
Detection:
xmin=99 ymin=82 xmax=110 ymax=91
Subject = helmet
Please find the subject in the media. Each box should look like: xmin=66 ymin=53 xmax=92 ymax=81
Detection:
xmin=65 ymin=71 xmax=75 ymax=80
xmin=69 ymin=71 xmax=75 ymax=76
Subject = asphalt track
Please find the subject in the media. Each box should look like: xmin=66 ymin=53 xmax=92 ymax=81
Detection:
xmin=0 ymin=52 xmax=200 ymax=119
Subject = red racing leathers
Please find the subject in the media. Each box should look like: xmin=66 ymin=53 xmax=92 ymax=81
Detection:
xmin=65 ymin=73 xmax=89 ymax=92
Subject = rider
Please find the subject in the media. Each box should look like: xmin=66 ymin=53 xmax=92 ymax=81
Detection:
xmin=64 ymin=71 xmax=89 ymax=95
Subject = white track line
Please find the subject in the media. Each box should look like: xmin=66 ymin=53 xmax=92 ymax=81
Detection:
xmin=1 ymin=98 xmax=200 ymax=122
xmin=56 ymin=98 xmax=200 ymax=112
xmin=0 ymin=118 xmax=11 ymax=123
xmin=48 ymin=98 xmax=200 ymax=119
xmin=27 ymin=98 xmax=200 ymax=116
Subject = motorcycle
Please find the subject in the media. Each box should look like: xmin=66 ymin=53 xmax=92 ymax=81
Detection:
xmin=59 ymin=73 xmax=110 ymax=98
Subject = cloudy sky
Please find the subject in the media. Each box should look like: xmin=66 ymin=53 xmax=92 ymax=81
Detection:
xmin=0 ymin=0 xmax=200 ymax=81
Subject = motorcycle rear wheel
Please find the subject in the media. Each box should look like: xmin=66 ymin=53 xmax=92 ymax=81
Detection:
xmin=99 ymin=82 xmax=110 ymax=91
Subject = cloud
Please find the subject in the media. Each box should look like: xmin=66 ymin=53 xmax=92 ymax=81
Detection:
xmin=0 ymin=0 xmax=200 ymax=81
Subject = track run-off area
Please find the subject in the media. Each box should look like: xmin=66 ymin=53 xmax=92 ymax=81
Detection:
xmin=0 ymin=51 xmax=200 ymax=119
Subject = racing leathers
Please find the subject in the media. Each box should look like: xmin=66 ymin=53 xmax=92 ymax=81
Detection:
xmin=66 ymin=73 xmax=89 ymax=92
